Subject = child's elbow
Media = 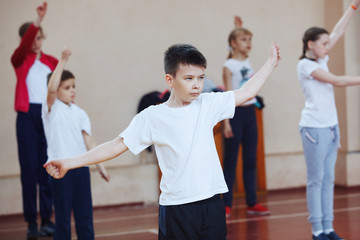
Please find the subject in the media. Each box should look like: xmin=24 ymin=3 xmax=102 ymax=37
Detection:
xmin=332 ymin=78 xmax=345 ymax=87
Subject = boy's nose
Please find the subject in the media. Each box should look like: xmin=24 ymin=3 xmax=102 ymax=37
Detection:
xmin=193 ymin=80 xmax=200 ymax=89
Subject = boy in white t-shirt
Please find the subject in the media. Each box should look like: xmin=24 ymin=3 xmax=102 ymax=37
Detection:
xmin=42 ymin=47 xmax=109 ymax=240
xmin=44 ymin=43 xmax=280 ymax=240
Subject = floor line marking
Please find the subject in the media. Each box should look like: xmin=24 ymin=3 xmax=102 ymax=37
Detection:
xmin=227 ymin=206 xmax=360 ymax=224
xmin=71 ymin=228 xmax=158 ymax=239
xmin=232 ymin=193 xmax=360 ymax=209
xmin=94 ymin=213 xmax=158 ymax=223
xmin=1 ymin=193 xmax=359 ymax=233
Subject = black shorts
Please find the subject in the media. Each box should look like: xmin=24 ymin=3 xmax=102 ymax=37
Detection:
xmin=158 ymin=194 xmax=227 ymax=240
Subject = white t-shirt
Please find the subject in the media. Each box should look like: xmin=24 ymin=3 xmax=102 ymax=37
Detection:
xmin=26 ymin=60 xmax=52 ymax=104
xmin=224 ymin=58 xmax=256 ymax=105
xmin=119 ymin=91 xmax=235 ymax=206
xmin=297 ymin=55 xmax=338 ymax=127
xmin=42 ymin=99 xmax=91 ymax=161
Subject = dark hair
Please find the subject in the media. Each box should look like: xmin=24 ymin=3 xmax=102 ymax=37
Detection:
xmin=300 ymin=27 xmax=329 ymax=59
xmin=227 ymin=28 xmax=252 ymax=59
xmin=47 ymin=70 xmax=75 ymax=85
xmin=164 ymin=44 xmax=207 ymax=76
xmin=19 ymin=22 xmax=44 ymax=38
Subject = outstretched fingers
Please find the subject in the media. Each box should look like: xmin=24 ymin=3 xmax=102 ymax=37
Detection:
xmin=269 ymin=42 xmax=281 ymax=67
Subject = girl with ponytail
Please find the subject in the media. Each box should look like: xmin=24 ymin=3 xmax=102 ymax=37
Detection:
xmin=297 ymin=1 xmax=360 ymax=239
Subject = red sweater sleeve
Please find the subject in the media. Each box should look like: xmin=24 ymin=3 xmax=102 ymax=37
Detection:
xmin=11 ymin=23 xmax=39 ymax=68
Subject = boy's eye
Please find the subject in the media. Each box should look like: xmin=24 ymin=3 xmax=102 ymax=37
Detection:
xmin=185 ymin=77 xmax=192 ymax=80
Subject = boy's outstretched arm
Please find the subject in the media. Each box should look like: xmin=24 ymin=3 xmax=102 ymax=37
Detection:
xmin=47 ymin=47 xmax=71 ymax=111
xmin=44 ymin=137 xmax=128 ymax=179
xmin=234 ymin=42 xmax=280 ymax=107
xmin=82 ymin=131 xmax=110 ymax=182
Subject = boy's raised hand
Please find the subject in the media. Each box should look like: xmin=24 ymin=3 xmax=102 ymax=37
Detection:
xmin=61 ymin=47 xmax=72 ymax=62
xmin=44 ymin=160 xmax=69 ymax=179
xmin=269 ymin=42 xmax=281 ymax=68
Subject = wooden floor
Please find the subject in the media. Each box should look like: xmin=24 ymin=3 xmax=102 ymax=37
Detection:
xmin=1 ymin=187 xmax=359 ymax=240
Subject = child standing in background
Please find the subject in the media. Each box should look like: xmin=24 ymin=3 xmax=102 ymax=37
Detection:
xmin=42 ymin=47 xmax=109 ymax=240
xmin=298 ymin=1 xmax=360 ymax=239
xmin=222 ymin=16 xmax=270 ymax=217
xmin=10 ymin=2 xmax=57 ymax=238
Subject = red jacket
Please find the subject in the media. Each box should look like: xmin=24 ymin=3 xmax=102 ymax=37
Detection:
xmin=11 ymin=23 xmax=58 ymax=112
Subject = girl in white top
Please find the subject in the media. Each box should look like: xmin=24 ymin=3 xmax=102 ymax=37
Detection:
xmin=297 ymin=1 xmax=360 ymax=239
xmin=222 ymin=16 xmax=270 ymax=217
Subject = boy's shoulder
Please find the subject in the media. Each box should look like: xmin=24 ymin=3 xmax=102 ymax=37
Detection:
xmin=50 ymin=99 xmax=88 ymax=117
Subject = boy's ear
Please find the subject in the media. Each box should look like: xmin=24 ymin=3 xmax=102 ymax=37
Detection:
xmin=165 ymin=74 xmax=173 ymax=88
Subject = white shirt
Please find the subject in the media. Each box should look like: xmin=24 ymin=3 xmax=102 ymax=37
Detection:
xmin=224 ymin=58 xmax=256 ymax=105
xmin=26 ymin=60 xmax=52 ymax=104
xmin=42 ymin=99 xmax=91 ymax=161
xmin=297 ymin=55 xmax=338 ymax=127
xmin=119 ymin=91 xmax=235 ymax=205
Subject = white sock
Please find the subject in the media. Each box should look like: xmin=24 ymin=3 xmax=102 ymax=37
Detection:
xmin=313 ymin=230 xmax=323 ymax=237
xmin=324 ymin=228 xmax=334 ymax=235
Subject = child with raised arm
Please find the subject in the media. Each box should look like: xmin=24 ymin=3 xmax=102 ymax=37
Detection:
xmin=298 ymin=1 xmax=360 ymax=239
xmin=42 ymin=47 xmax=109 ymax=240
xmin=10 ymin=2 xmax=57 ymax=238
xmin=45 ymin=42 xmax=280 ymax=240
xmin=222 ymin=16 xmax=270 ymax=218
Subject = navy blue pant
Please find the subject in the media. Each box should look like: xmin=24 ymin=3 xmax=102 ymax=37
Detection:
xmin=222 ymin=105 xmax=258 ymax=207
xmin=158 ymin=195 xmax=227 ymax=240
xmin=50 ymin=167 xmax=94 ymax=240
xmin=16 ymin=104 xmax=53 ymax=223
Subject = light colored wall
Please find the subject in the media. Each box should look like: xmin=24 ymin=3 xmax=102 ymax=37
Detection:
xmin=0 ymin=0 xmax=359 ymax=215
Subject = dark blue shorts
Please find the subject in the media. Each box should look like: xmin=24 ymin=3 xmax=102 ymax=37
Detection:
xmin=158 ymin=194 xmax=227 ymax=240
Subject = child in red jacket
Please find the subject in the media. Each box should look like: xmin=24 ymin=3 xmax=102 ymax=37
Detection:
xmin=10 ymin=2 xmax=57 ymax=239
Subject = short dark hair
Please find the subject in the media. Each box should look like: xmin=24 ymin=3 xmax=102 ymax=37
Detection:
xmin=19 ymin=22 xmax=44 ymax=38
xmin=47 ymin=70 xmax=75 ymax=85
xmin=164 ymin=44 xmax=207 ymax=76
xmin=300 ymin=27 xmax=329 ymax=59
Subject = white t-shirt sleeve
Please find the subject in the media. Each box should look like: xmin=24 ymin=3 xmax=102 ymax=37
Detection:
xmin=119 ymin=110 xmax=152 ymax=155
xmin=203 ymin=91 xmax=235 ymax=124
xmin=42 ymin=99 xmax=59 ymax=121
xmin=223 ymin=59 xmax=233 ymax=70
xmin=301 ymin=56 xmax=329 ymax=77
xmin=80 ymin=110 xmax=92 ymax=136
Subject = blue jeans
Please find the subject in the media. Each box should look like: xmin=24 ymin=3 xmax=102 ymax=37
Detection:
xmin=300 ymin=125 xmax=339 ymax=233
xmin=223 ymin=105 xmax=258 ymax=207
